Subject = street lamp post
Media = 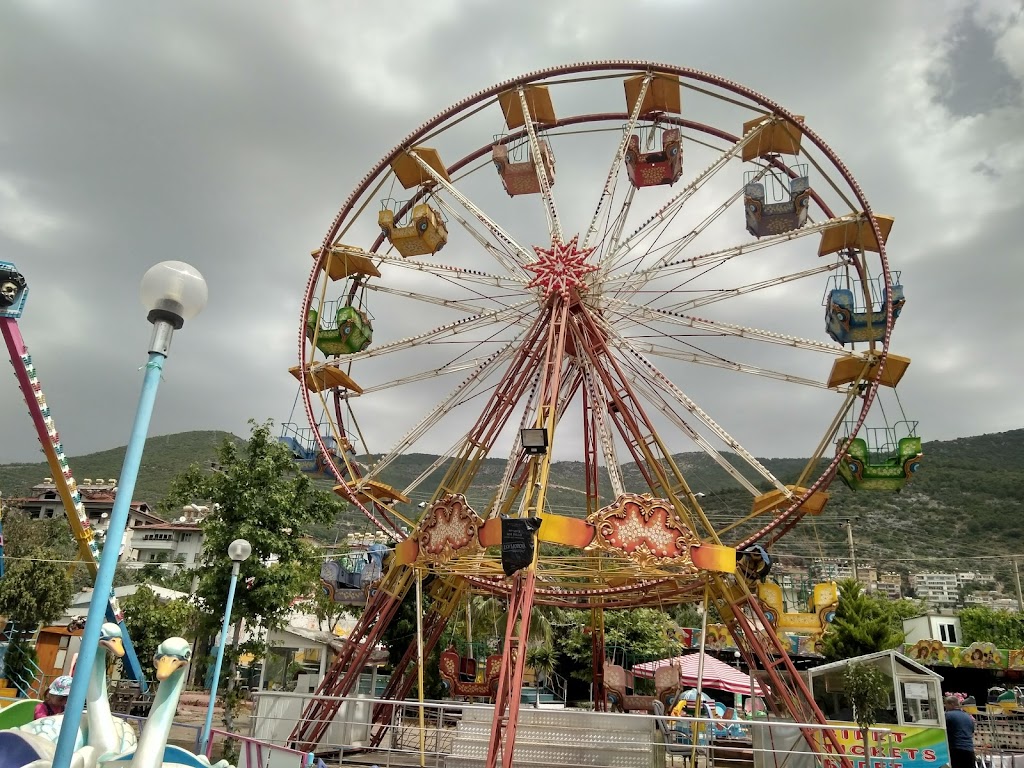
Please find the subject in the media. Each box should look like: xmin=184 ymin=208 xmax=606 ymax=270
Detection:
xmin=53 ymin=262 xmax=208 ymax=768
xmin=200 ymin=538 xmax=252 ymax=756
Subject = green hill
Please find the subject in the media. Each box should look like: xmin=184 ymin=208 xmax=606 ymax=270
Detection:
xmin=0 ymin=431 xmax=240 ymax=504
xmin=2 ymin=427 xmax=1022 ymax=587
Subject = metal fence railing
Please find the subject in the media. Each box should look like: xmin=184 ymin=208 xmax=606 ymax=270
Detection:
xmin=205 ymin=727 xmax=309 ymax=768
xmin=245 ymin=690 xmax=970 ymax=768
xmin=17 ymin=689 xmax=1024 ymax=768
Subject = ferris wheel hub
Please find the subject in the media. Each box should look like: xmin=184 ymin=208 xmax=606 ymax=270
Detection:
xmin=525 ymin=234 xmax=598 ymax=301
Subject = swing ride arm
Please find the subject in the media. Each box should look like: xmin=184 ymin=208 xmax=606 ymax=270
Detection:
xmin=289 ymin=566 xmax=412 ymax=752
xmin=368 ymin=576 xmax=468 ymax=747
xmin=1 ymin=273 xmax=147 ymax=688
xmin=713 ymin=574 xmax=855 ymax=768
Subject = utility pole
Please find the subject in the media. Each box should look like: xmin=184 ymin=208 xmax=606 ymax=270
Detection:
xmin=1014 ymin=558 xmax=1023 ymax=613
xmin=842 ymin=520 xmax=858 ymax=583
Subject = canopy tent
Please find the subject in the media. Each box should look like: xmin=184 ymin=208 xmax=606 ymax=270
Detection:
xmin=632 ymin=652 xmax=765 ymax=696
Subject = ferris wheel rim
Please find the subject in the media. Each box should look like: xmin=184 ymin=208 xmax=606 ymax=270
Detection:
xmin=298 ymin=60 xmax=895 ymax=550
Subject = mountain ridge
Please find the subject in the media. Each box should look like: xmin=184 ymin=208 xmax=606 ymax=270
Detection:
xmin=2 ymin=427 xmax=1022 ymax=587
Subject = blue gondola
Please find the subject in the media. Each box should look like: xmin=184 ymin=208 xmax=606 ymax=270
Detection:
xmin=320 ymin=542 xmax=388 ymax=604
xmin=824 ymin=272 xmax=905 ymax=345
xmin=277 ymin=422 xmax=355 ymax=478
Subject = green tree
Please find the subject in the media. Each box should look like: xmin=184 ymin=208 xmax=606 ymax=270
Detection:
xmin=526 ymin=643 xmax=559 ymax=707
xmin=121 ymin=585 xmax=200 ymax=680
xmin=294 ymin=573 xmax=358 ymax=635
xmin=556 ymin=607 xmax=677 ymax=686
xmin=137 ymin=564 xmax=195 ymax=593
xmin=161 ymin=421 xmax=340 ymax=733
xmin=0 ymin=509 xmax=76 ymax=634
xmin=821 ymin=580 xmax=907 ymax=661
xmin=958 ymin=605 xmax=1024 ymax=648
xmin=843 ymin=662 xmax=891 ymax=763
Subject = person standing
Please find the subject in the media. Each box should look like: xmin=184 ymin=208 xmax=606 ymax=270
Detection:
xmin=34 ymin=676 xmax=72 ymax=720
xmin=944 ymin=694 xmax=976 ymax=768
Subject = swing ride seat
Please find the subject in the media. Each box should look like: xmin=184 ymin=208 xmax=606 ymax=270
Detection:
xmin=604 ymin=660 xmax=682 ymax=713
xmin=824 ymin=283 xmax=905 ymax=345
xmin=492 ymin=139 xmax=556 ymax=197
xmin=836 ymin=435 xmax=923 ymax=491
xmin=439 ymin=647 xmax=502 ymax=700
xmin=378 ymin=203 xmax=448 ymax=258
xmin=744 ymin=174 xmax=811 ymax=237
xmin=305 ymin=305 xmax=373 ymax=357
xmin=625 ymin=128 xmax=682 ymax=189
xmin=756 ymin=579 xmax=838 ymax=635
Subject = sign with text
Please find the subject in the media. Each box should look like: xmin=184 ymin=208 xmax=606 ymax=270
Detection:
xmin=820 ymin=722 xmax=950 ymax=768
xmin=500 ymin=516 xmax=542 ymax=576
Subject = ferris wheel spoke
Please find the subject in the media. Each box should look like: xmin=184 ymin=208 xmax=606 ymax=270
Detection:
xmin=332 ymin=301 xmax=534 ymax=364
xmin=610 ymin=169 xmax=774 ymax=305
xmin=615 ymin=362 xmax=762 ymax=497
xmin=363 ymin=342 xmax=520 ymax=481
xmin=373 ymin=251 xmax=528 ymax=292
xmin=356 ymin=352 xmax=520 ymax=395
xmin=597 ymin=185 xmax=636 ymax=279
xmin=573 ymin=338 xmax=626 ymax=497
xmin=605 ymin=127 xmax=765 ymax=273
xmin=624 ymin=341 xmax=831 ymax=390
xmin=601 ymin=319 xmax=791 ymax=495
xmin=517 ymin=87 xmax=563 ymax=243
xmin=431 ymin=198 xmax=532 ymax=280
xmin=795 ymin=385 xmax=860 ymax=488
xmin=603 ymin=298 xmax=848 ymax=356
xmin=409 ymin=152 xmax=534 ymax=273
xmin=364 ymin=282 xmax=532 ymax=325
xmin=582 ymin=74 xmax=652 ymax=251
xmin=605 ymin=214 xmax=857 ymax=294
xmin=661 ymin=262 xmax=840 ymax=314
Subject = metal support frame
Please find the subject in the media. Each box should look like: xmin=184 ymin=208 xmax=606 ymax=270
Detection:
xmin=714 ymin=576 xmax=854 ymax=768
xmin=289 ymin=570 xmax=410 ymax=751
xmin=1 ymin=316 xmax=145 ymax=687
xmin=590 ymin=607 xmax=606 ymax=711
xmin=485 ymin=568 xmax=537 ymax=768
xmin=369 ymin=577 xmax=467 ymax=747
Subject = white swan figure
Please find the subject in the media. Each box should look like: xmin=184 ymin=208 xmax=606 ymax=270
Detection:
xmin=126 ymin=638 xmax=193 ymax=768
xmin=109 ymin=637 xmax=232 ymax=768
xmin=85 ymin=624 xmax=138 ymax=759
xmin=18 ymin=623 xmax=137 ymax=757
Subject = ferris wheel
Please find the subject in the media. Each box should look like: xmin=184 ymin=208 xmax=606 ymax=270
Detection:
xmin=291 ymin=61 xmax=910 ymax=765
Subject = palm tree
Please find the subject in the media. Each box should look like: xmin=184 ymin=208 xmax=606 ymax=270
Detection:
xmin=526 ymin=643 xmax=559 ymax=708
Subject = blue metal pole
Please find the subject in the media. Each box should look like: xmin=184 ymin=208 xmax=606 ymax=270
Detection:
xmin=108 ymin=608 xmax=146 ymax=691
xmin=200 ymin=561 xmax=241 ymax=756
xmin=52 ymin=351 xmax=166 ymax=768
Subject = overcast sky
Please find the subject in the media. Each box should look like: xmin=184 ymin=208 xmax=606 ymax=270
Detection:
xmin=2 ymin=0 xmax=1022 ymax=470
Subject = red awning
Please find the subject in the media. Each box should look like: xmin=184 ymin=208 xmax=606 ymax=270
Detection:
xmin=632 ymin=652 xmax=764 ymax=696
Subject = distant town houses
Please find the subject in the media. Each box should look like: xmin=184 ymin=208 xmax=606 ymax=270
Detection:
xmin=12 ymin=476 xmax=1020 ymax=613
xmin=763 ymin=557 xmax=1017 ymax=612
xmin=12 ymin=477 xmax=207 ymax=570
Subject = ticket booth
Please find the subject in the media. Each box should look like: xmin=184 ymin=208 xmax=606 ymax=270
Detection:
xmin=805 ymin=650 xmax=948 ymax=768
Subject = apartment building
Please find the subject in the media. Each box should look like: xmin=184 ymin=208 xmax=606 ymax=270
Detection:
xmin=15 ymin=478 xmax=207 ymax=569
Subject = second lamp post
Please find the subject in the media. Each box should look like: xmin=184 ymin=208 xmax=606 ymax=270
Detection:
xmin=200 ymin=538 xmax=252 ymax=756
